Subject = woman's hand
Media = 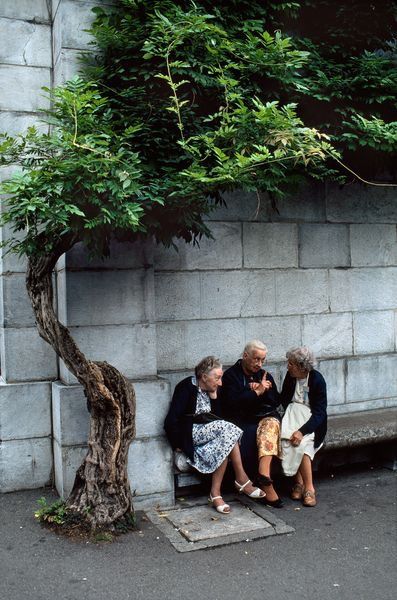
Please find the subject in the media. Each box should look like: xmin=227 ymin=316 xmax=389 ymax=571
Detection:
xmin=249 ymin=377 xmax=272 ymax=395
xmin=290 ymin=430 xmax=303 ymax=446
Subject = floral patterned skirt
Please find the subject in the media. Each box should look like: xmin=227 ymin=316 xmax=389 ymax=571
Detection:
xmin=188 ymin=420 xmax=243 ymax=474
xmin=256 ymin=417 xmax=281 ymax=459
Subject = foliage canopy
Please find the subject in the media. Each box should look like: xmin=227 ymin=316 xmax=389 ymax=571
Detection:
xmin=1 ymin=0 xmax=396 ymax=260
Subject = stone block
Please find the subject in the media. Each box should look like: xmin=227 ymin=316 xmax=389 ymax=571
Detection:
xmin=0 ymin=437 xmax=52 ymax=492
xmin=0 ymin=19 xmax=51 ymax=67
xmin=275 ymin=269 xmax=329 ymax=315
xmin=57 ymin=269 xmax=154 ymax=327
xmin=207 ymin=183 xmax=326 ymax=222
xmin=155 ymin=272 xmax=201 ymax=321
xmin=200 ymin=270 xmax=275 ymax=319
xmin=59 ymin=239 xmax=153 ymax=270
xmin=317 ymin=359 xmax=346 ymax=406
xmin=53 ymin=48 xmax=87 ymax=86
xmin=346 ymin=355 xmax=397 ymax=402
xmin=299 ymin=224 xmax=350 ymax=268
xmin=385 ymin=398 xmax=397 ymax=408
xmin=159 ymin=370 xmax=192 ymax=396
xmin=52 ymin=1 xmax=61 ymax=18
xmin=156 ymin=322 xmax=187 ymax=371
xmin=265 ymin=183 xmax=326 ymax=222
xmin=128 ymin=437 xmax=174 ymax=498
xmin=0 ymin=214 xmax=28 ymax=272
xmin=53 ymin=0 xmax=106 ymax=64
xmin=1 ymin=273 xmax=35 ymax=326
xmin=134 ymin=378 xmax=171 ymax=439
xmin=243 ymin=223 xmax=298 ymax=269
xmin=0 ymin=326 xmax=57 ymax=382
xmin=157 ymin=319 xmax=246 ymax=371
xmin=0 ymin=65 xmax=51 ymax=112
xmin=327 ymin=399 xmax=386 ymax=416
xmin=353 ymin=311 xmax=395 ymax=355
xmin=0 ymin=381 xmax=51 ymax=440
xmin=0 ymin=0 xmax=50 ymax=22
xmin=153 ymin=222 xmax=242 ymax=271
xmin=244 ymin=316 xmax=301 ymax=362
xmin=207 ymin=190 xmax=259 ymax=221
xmin=132 ymin=490 xmax=175 ymax=510
xmin=0 ymin=111 xmax=49 ymax=136
xmin=184 ymin=319 xmax=245 ymax=368
xmin=52 ymin=377 xmax=171 ymax=446
xmin=326 ymin=183 xmax=397 ymax=223
xmin=53 ymin=440 xmax=86 ymax=498
xmin=330 ymin=268 xmax=397 ymax=312
xmin=302 ymin=313 xmax=353 ymax=359
xmin=52 ymin=382 xmax=88 ymax=446
xmin=59 ymin=323 xmax=157 ymax=384
xmin=350 ymin=224 xmax=397 ymax=267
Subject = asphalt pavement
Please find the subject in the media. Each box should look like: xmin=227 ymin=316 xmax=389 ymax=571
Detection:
xmin=0 ymin=464 xmax=396 ymax=600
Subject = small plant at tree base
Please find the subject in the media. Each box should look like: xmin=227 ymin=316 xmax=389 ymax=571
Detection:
xmin=35 ymin=497 xmax=68 ymax=525
xmin=34 ymin=497 xmax=135 ymax=540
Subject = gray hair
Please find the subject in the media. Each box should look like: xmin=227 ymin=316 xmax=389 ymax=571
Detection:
xmin=286 ymin=347 xmax=316 ymax=371
xmin=243 ymin=340 xmax=267 ymax=355
xmin=195 ymin=356 xmax=222 ymax=380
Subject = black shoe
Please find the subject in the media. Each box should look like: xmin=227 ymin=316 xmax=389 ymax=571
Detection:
xmin=256 ymin=474 xmax=273 ymax=487
xmin=261 ymin=497 xmax=284 ymax=509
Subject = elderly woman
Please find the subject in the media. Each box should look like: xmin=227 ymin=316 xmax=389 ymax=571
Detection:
xmin=164 ymin=356 xmax=265 ymax=514
xmin=280 ymin=347 xmax=327 ymax=507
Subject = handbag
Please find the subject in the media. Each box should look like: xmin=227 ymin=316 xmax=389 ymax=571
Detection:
xmin=187 ymin=412 xmax=221 ymax=424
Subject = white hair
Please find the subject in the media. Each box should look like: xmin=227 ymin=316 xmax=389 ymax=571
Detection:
xmin=286 ymin=347 xmax=316 ymax=371
xmin=243 ymin=340 xmax=267 ymax=355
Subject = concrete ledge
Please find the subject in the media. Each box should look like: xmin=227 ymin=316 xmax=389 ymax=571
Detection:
xmin=324 ymin=407 xmax=397 ymax=450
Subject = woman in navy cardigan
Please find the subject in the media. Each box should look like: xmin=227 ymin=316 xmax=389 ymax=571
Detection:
xmin=164 ymin=356 xmax=264 ymax=514
xmin=280 ymin=347 xmax=327 ymax=507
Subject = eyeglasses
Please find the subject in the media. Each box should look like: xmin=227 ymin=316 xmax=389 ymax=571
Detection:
xmin=250 ymin=356 xmax=266 ymax=364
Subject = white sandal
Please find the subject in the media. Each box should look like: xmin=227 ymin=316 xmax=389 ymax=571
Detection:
xmin=235 ymin=479 xmax=265 ymax=499
xmin=209 ymin=494 xmax=231 ymax=514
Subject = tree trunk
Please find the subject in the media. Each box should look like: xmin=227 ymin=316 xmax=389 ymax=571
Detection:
xmin=26 ymin=238 xmax=136 ymax=530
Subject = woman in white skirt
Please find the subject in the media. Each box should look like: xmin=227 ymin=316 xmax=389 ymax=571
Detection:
xmin=280 ymin=347 xmax=327 ymax=507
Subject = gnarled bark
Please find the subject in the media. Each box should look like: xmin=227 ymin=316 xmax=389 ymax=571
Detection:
xmin=26 ymin=236 xmax=136 ymax=529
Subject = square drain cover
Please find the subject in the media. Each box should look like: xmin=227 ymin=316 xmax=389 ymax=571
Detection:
xmin=145 ymin=495 xmax=294 ymax=552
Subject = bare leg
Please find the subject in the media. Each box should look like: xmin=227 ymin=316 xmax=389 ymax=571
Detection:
xmin=258 ymin=455 xmax=279 ymax=501
xmin=230 ymin=443 xmax=264 ymax=496
xmin=299 ymin=454 xmax=314 ymax=493
xmin=210 ymin=458 xmax=229 ymax=509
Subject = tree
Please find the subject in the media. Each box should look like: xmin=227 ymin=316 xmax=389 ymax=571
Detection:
xmin=0 ymin=0 xmax=393 ymax=531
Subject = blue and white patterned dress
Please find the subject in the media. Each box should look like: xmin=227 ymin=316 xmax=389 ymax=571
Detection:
xmin=187 ymin=377 xmax=243 ymax=474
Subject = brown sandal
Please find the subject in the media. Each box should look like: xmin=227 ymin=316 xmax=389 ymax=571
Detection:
xmin=302 ymin=490 xmax=316 ymax=507
xmin=290 ymin=483 xmax=304 ymax=501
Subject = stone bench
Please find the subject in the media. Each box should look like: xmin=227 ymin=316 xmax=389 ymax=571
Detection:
xmin=174 ymin=407 xmax=397 ymax=489
xmin=314 ymin=407 xmax=397 ymax=472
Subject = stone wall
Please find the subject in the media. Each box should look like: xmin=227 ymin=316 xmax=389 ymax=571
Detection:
xmin=0 ymin=0 xmax=54 ymax=491
xmin=156 ymin=188 xmax=397 ymax=418
xmin=0 ymin=0 xmax=396 ymax=506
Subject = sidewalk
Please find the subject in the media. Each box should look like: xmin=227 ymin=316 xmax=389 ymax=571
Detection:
xmin=0 ymin=465 xmax=396 ymax=600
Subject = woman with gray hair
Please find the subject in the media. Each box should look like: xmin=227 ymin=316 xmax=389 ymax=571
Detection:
xmin=280 ymin=347 xmax=327 ymax=507
xmin=164 ymin=356 xmax=265 ymax=514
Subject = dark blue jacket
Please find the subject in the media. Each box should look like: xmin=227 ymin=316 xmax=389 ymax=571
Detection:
xmin=220 ymin=360 xmax=281 ymax=426
xmin=164 ymin=376 xmax=222 ymax=461
xmin=280 ymin=369 xmax=327 ymax=448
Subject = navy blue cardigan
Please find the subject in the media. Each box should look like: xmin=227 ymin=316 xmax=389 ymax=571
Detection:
xmin=280 ymin=369 xmax=327 ymax=448
xmin=164 ymin=376 xmax=222 ymax=461
xmin=220 ymin=360 xmax=281 ymax=426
